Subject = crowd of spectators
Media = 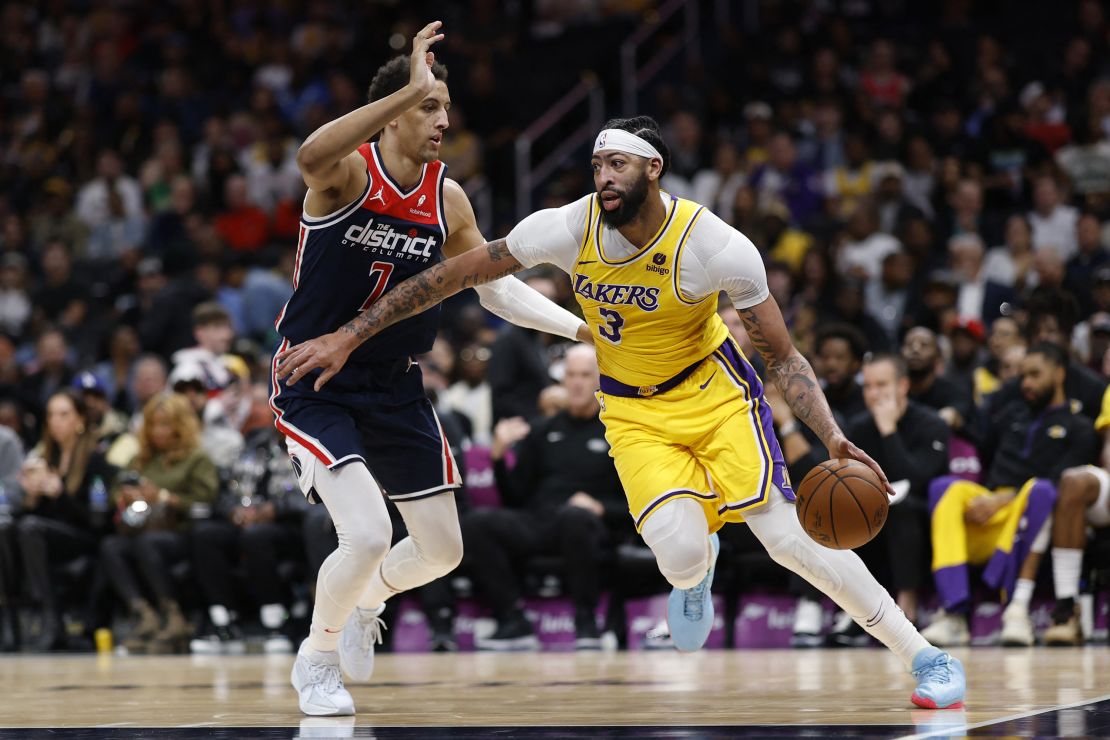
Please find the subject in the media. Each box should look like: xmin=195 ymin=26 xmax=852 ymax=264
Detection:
xmin=2 ymin=0 xmax=1110 ymax=652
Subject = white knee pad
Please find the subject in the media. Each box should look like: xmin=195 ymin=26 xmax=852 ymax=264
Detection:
xmin=396 ymin=493 xmax=464 ymax=574
xmin=311 ymin=459 xmax=392 ymax=563
xmin=640 ymin=498 xmax=711 ymax=589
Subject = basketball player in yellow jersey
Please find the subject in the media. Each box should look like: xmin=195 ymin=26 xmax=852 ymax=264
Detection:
xmin=277 ymin=116 xmax=966 ymax=709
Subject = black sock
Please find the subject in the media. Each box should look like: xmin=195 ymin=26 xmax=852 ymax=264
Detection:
xmin=1052 ymin=597 xmax=1076 ymax=623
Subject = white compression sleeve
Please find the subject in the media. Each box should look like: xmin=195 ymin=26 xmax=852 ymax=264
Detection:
xmin=744 ymin=491 xmax=930 ymax=669
xmin=305 ymin=462 xmax=393 ymax=653
xmin=474 ymin=277 xmax=585 ymax=341
xmin=358 ymin=491 xmax=464 ymax=610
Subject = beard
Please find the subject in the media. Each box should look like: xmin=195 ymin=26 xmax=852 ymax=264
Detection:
xmin=1024 ymin=386 xmax=1055 ymax=411
xmin=598 ymin=173 xmax=650 ymax=228
xmin=906 ymin=363 xmax=932 ymax=381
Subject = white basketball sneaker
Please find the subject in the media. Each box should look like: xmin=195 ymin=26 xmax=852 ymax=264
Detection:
xmin=339 ymin=604 xmax=387 ymax=682
xmin=291 ymin=639 xmax=355 ymax=716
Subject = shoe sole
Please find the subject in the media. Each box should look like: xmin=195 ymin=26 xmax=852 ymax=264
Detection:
xmin=911 ymin=692 xmax=965 ymax=710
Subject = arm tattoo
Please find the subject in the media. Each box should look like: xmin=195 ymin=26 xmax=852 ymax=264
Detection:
xmin=338 ymin=239 xmax=522 ymax=343
xmin=739 ymin=307 xmax=842 ymax=446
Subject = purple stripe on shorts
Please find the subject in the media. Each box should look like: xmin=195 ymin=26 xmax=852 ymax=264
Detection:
xmin=714 ymin=340 xmax=794 ymax=501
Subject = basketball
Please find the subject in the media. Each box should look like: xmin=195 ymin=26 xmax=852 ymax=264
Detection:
xmin=795 ymin=459 xmax=889 ymax=550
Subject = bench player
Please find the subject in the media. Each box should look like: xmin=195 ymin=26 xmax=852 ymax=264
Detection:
xmin=274 ymin=22 xmax=588 ymax=715
xmin=277 ymin=116 xmax=966 ymax=709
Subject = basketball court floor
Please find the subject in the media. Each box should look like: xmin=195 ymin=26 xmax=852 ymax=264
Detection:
xmin=0 ymin=648 xmax=1108 ymax=737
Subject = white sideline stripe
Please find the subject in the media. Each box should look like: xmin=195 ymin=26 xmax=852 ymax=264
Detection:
xmin=898 ymin=691 xmax=1110 ymax=740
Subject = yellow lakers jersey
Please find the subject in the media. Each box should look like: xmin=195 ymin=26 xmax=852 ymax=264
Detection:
xmin=572 ymin=193 xmax=729 ymax=387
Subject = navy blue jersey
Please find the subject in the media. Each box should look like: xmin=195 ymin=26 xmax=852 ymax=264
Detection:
xmin=276 ymin=142 xmax=448 ymax=364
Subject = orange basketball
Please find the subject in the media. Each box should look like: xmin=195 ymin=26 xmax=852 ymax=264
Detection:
xmin=795 ymin=459 xmax=888 ymax=550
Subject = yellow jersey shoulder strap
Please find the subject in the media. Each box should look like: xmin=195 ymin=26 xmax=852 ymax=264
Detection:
xmin=670 ymin=198 xmax=709 ymax=305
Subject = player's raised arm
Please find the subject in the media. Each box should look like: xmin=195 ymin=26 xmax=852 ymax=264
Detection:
xmin=275 ymin=239 xmax=523 ymax=390
xmin=295 ymin=21 xmax=444 ymax=193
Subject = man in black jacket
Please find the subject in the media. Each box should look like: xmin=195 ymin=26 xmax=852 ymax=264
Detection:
xmin=902 ymin=326 xmax=974 ymax=432
xmin=922 ymin=343 xmax=1098 ymax=648
xmin=829 ymin=354 xmax=949 ymax=645
xmin=461 ymin=344 xmax=627 ymax=651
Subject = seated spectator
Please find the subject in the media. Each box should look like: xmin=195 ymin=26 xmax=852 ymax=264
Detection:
xmin=189 ymin=426 xmax=308 ymax=654
xmin=9 ymin=390 xmax=116 ymax=649
xmin=0 ymin=254 xmax=31 ymax=339
xmin=440 ymin=342 xmax=493 ymax=445
xmin=983 ymin=214 xmax=1035 ymax=291
xmin=975 ymin=316 xmax=1024 ymax=402
xmin=213 ymin=174 xmax=270 ymax=252
xmin=762 ymin=201 xmax=814 ymax=275
xmin=942 ymin=317 xmax=987 ymax=402
xmin=828 ymin=355 xmax=949 ymax=644
xmin=947 ymin=233 xmax=1015 ymax=325
xmin=835 ymin=203 xmax=901 ymax=283
xmin=171 ymin=302 xmax=236 ymax=394
xmin=1042 ymin=382 xmax=1110 ymax=645
xmin=1028 ymin=176 xmax=1079 ymax=259
xmin=461 ymin=345 xmax=628 ymax=650
xmin=922 ymin=343 xmax=1097 ymax=647
xmin=99 ymin=393 xmax=218 ymax=653
xmin=0 ymin=422 xmax=23 ymax=650
xmin=1066 ymin=212 xmax=1110 ymax=314
xmin=72 ymin=372 xmax=134 ymax=469
xmin=864 ymin=250 xmax=914 ymax=345
xmin=749 ymin=132 xmax=823 ymax=226
xmin=985 ymin=290 xmax=1107 ymax=422
xmin=20 ymin=328 xmax=76 ymax=429
xmin=901 ymin=326 xmax=974 ymax=431
xmin=823 ymin=129 xmax=878 ymax=222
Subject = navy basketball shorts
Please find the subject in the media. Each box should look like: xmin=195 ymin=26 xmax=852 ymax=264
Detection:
xmin=269 ymin=341 xmax=461 ymax=502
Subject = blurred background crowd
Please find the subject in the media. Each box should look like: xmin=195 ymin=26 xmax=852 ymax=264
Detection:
xmin=2 ymin=0 xmax=1110 ymax=655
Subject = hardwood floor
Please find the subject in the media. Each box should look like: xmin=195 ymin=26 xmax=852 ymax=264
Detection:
xmin=0 ymin=648 xmax=1107 ymax=737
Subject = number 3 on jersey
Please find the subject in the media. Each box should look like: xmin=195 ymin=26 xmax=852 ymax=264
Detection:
xmin=598 ymin=307 xmax=624 ymax=344
xmin=359 ymin=261 xmax=395 ymax=312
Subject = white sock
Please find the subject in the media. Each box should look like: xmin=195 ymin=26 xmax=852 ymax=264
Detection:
xmin=1010 ymin=578 xmax=1035 ymax=610
xmin=1052 ymin=547 xmax=1083 ymax=601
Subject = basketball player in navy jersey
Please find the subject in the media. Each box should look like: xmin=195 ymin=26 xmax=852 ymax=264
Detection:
xmin=275 ymin=22 xmax=589 ymax=715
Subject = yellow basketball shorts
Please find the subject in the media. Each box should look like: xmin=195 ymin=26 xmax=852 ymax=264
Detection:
xmin=598 ymin=341 xmax=794 ymax=533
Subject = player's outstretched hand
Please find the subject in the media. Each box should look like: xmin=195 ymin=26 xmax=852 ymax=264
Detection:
xmin=410 ymin=21 xmax=445 ymax=96
xmin=275 ymin=333 xmax=353 ymax=392
xmin=824 ymin=434 xmax=895 ymax=497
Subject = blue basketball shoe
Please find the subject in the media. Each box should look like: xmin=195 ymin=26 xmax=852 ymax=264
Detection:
xmin=667 ymin=533 xmax=719 ymax=652
xmin=910 ymin=646 xmax=966 ymax=709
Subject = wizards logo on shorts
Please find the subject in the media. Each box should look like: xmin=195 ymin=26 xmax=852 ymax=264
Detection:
xmin=573 ymin=273 xmax=660 ymax=310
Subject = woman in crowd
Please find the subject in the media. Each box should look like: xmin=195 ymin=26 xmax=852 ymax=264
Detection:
xmin=9 ymin=389 xmax=116 ymax=649
xmin=99 ymin=393 xmax=217 ymax=653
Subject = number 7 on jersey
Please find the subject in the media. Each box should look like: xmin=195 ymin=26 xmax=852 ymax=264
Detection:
xmin=359 ymin=261 xmax=395 ymax=312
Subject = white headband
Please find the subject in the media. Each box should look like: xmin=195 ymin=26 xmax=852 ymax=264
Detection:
xmin=593 ymin=128 xmax=663 ymax=162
